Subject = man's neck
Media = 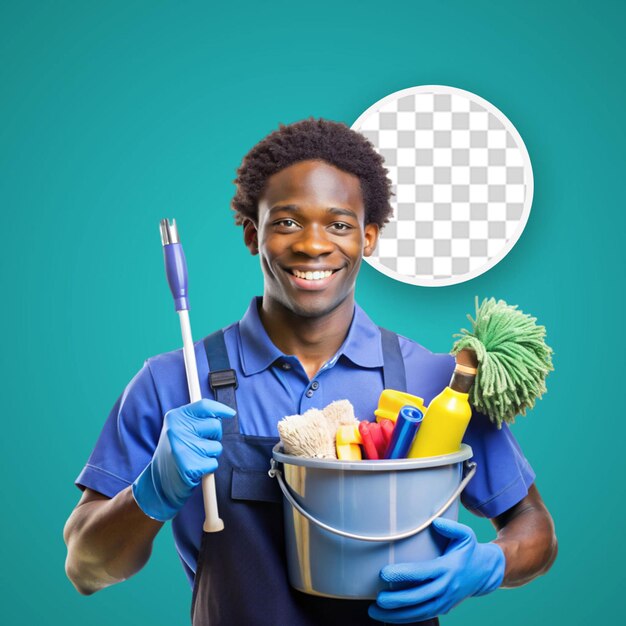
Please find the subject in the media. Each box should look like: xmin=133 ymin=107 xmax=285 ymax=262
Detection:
xmin=258 ymin=296 xmax=355 ymax=379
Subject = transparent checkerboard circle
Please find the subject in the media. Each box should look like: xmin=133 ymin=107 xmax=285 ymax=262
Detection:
xmin=352 ymin=85 xmax=533 ymax=287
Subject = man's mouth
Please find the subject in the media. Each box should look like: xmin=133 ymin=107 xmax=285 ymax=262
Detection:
xmin=290 ymin=269 xmax=335 ymax=281
xmin=283 ymin=267 xmax=341 ymax=290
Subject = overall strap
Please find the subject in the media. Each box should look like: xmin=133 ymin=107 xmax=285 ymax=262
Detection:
xmin=203 ymin=330 xmax=239 ymax=433
xmin=379 ymin=327 xmax=407 ymax=393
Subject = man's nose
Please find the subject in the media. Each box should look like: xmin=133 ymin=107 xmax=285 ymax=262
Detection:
xmin=291 ymin=224 xmax=334 ymax=256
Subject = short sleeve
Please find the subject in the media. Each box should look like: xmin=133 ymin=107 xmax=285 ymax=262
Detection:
xmin=461 ymin=409 xmax=536 ymax=519
xmin=74 ymin=361 xmax=164 ymax=498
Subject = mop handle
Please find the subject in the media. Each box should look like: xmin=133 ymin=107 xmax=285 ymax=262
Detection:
xmin=160 ymin=219 xmax=224 ymax=533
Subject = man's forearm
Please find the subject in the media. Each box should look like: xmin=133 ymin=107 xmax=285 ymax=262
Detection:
xmin=64 ymin=486 xmax=164 ymax=595
xmin=492 ymin=484 xmax=558 ymax=588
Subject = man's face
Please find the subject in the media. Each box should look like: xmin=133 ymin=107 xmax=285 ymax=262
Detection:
xmin=246 ymin=160 xmax=379 ymax=319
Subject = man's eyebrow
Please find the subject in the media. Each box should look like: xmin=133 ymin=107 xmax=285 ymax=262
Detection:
xmin=268 ymin=204 xmax=299 ymax=215
xmin=269 ymin=205 xmax=359 ymax=220
xmin=328 ymin=207 xmax=359 ymax=220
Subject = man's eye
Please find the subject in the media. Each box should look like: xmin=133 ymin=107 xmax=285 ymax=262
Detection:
xmin=275 ymin=219 xmax=297 ymax=228
xmin=330 ymin=222 xmax=351 ymax=232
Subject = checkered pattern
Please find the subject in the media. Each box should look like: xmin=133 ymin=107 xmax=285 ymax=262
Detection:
xmin=353 ymin=88 xmax=531 ymax=285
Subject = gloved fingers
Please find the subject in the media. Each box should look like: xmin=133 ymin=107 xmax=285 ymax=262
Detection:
xmin=184 ymin=456 xmax=219 ymax=483
xmin=368 ymin=596 xmax=446 ymax=623
xmin=170 ymin=431 xmax=223 ymax=467
xmin=431 ymin=517 xmax=475 ymax=548
xmin=192 ymin=417 xmax=223 ymax=440
xmin=380 ymin=560 xmax=446 ymax=585
xmin=164 ymin=413 xmax=222 ymax=443
xmin=368 ymin=604 xmax=424 ymax=624
xmin=376 ymin=574 xmax=449 ymax=609
xmin=179 ymin=438 xmax=222 ymax=482
xmin=194 ymin=437 xmax=223 ymax=459
xmin=181 ymin=398 xmax=237 ymax=419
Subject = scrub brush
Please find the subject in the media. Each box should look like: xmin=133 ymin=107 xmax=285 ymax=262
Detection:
xmin=277 ymin=400 xmax=359 ymax=458
xmin=323 ymin=400 xmax=361 ymax=460
xmin=278 ymin=409 xmax=336 ymax=458
xmin=451 ymin=297 xmax=554 ymax=428
xmin=322 ymin=399 xmax=357 ymax=429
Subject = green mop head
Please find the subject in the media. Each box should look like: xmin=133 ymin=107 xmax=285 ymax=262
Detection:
xmin=452 ymin=297 xmax=554 ymax=428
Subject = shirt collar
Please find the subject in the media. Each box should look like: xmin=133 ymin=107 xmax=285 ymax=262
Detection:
xmin=238 ymin=298 xmax=284 ymax=375
xmin=336 ymin=301 xmax=384 ymax=368
xmin=238 ymin=297 xmax=383 ymax=376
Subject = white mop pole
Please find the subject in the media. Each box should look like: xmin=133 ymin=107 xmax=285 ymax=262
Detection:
xmin=161 ymin=219 xmax=224 ymax=533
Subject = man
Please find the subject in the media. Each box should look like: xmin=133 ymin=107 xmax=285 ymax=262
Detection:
xmin=64 ymin=119 xmax=557 ymax=625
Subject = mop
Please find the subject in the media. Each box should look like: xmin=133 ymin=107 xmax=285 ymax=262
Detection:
xmin=160 ymin=219 xmax=224 ymax=532
xmin=451 ymin=297 xmax=554 ymax=428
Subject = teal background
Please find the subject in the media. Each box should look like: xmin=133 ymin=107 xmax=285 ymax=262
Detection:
xmin=1 ymin=1 xmax=623 ymax=624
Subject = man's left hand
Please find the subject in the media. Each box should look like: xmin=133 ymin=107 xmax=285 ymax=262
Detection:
xmin=368 ymin=518 xmax=506 ymax=623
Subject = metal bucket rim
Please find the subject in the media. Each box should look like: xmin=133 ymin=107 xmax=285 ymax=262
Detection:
xmin=272 ymin=442 xmax=473 ymax=471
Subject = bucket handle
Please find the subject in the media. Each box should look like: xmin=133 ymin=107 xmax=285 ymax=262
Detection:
xmin=268 ymin=459 xmax=477 ymax=543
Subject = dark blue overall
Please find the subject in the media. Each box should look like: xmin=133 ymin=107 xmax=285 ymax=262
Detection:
xmin=191 ymin=328 xmax=439 ymax=626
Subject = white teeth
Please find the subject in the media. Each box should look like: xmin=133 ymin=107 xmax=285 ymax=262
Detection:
xmin=292 ymin=269 xmax=333 ymax=280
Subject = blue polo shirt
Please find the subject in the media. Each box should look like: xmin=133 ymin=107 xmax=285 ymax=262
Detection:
xmin=75 ymin=297 xmax=535 ymax=586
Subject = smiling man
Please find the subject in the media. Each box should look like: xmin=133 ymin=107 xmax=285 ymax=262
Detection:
xmin=64 ymin=119 xmax=557 ymax=626
xmin=245 ymin=159 xmax=379 ymax=378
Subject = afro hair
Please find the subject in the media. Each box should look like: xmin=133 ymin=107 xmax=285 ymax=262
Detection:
xmin=231 ymin=118 xmax=394 ymax=228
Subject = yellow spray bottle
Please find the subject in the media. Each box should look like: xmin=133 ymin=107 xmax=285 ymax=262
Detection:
xmin=407 ymin=353 xmax=477 ymax=458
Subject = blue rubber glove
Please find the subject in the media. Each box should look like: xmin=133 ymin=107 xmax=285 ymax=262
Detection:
xmin=369 ymin=517 xmax=506 ymax=623
xmin=132 ymin=399 xmax=236 ymax=521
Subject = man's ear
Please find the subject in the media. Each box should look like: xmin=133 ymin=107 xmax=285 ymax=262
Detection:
xmin=243 ymin=219 xmax=259 ymax=255
xmin=363 ymin=223 xmax=380 ymax=257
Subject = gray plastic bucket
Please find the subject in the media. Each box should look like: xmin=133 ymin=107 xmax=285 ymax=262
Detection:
xmin=270 ymin=443 xmax=475 ymax=600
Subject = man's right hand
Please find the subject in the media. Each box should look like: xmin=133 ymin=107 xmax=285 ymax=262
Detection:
xmin=131 ymin=399 xmax=236 ymax=521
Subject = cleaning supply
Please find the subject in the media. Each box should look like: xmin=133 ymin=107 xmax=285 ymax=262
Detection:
xmin=336 ymin=424 xmax=363 ymax=460
xmin=384 ymin=406 xmax=424 ymax=459
xmin=323 ymin=399 xmax=358 ymax=427
xmin=159 ymin=218 xmax=224 ymax=533
xmin=369 ymin=421 xmax=388 ymax=457
xmin=358 ymin=422 xmax=380 ymax=459
xmin=379 ymin=418 xmax=395 ymax=448
xmin=277 ymin=400 xmax=359 ymax=459
xmin=452 ymin=297 xmax=554 ymax=427
xmin=408 ymin=360 xmax=476 ymax=458
xmin=278 ymin=408 xmax=336 ymax=458
xmin=375 ymin=390 xmax=426 ymax=423
xmin=409 ymin=296 xmax=554 ymax=457
xmin=358 ymin=421 xmax=391 ymax=459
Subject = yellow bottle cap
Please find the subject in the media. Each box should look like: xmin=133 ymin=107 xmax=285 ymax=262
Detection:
xmin=374 ymin=389 xmax=426 ymax=423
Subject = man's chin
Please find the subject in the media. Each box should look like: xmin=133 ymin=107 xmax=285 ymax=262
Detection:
xmin=286 ymin=300 xmax=338 ymax=319
xmin=277 ymin=291 xmax=352 ymax=320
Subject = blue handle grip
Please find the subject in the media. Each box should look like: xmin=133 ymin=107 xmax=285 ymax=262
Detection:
xmin=163 ymin=243 xmax=189 ymax=311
